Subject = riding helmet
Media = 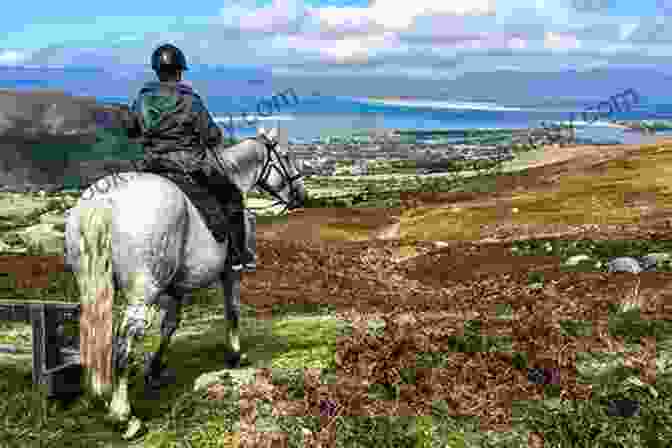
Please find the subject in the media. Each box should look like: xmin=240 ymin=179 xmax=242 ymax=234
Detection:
xmin=151 ymin=44 xmax=189 ymax=72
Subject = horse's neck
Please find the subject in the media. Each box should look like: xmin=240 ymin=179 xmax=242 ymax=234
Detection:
xmin=214 ymin=138 xmax=265 ymax=194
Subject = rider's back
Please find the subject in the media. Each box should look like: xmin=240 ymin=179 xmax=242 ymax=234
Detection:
xmin=127 ymin=80 xmax=222 ymax=167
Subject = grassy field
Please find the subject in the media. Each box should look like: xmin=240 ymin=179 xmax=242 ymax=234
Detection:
xmin=0 ymin=141 xmax=671 ymax=446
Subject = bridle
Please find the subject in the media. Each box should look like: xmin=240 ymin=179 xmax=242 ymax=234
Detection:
xmin=210 ymin=133 xmax=304 ymax=214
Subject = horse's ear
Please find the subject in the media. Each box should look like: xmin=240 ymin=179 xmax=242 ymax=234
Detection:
xmin=276 ymin=126 xmax=288 ymax=147
xmin=267 ymin=126 xmax=278 ymax=141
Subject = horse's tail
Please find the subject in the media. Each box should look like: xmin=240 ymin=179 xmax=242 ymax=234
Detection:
xmin=77 ymin=204 xmax=115 ymax=392
xmin=77 ymin=205 xmax=114 ymax=305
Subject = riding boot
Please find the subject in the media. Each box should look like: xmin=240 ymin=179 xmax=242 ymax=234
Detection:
xmin=228 ymin=210 xmax=244 ymax=272
xmin=242 ymin=208 xmax=257 ymax=272
xmin=229 ymin=209 xmax=256 ymax=272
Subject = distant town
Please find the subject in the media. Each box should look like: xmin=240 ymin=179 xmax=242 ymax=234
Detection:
xmin=288 ymin=127 xmax=577 ymax=176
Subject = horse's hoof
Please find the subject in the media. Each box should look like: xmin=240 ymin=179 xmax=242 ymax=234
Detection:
xmin=223 ymin=351 xmax=241 ymax=368
xmin=145 ymin=367 xmax=177 ymax=389
xmin=224 ymin=351 xmax=250 ymax=368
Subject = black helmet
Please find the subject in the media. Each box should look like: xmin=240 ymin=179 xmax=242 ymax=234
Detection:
xmin=151 ymin=44 xmax=188 ymax=72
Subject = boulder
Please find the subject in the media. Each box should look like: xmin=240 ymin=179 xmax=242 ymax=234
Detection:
xmin=607 ymin=257 xmax=642 ymax=274
xmin=638 ymin=252 xmax=672 ymax=271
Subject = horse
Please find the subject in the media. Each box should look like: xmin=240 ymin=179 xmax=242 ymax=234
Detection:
xmin=63 ymin=127 xmax=307 ymax=439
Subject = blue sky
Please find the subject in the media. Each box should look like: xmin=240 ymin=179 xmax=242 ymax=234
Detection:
xmin=1 ymin=0 xmax=672 ymax=104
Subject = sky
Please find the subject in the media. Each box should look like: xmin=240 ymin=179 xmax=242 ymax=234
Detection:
xmin=1 ymin=0 xmax=672 ymax=105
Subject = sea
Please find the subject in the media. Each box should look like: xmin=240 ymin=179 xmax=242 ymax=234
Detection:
xmin=4 ymin=74 xmax=672 ymax=146
xmin=104 ymin=93 xmax=672 ymax=146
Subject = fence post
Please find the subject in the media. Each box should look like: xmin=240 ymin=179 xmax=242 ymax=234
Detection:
xmin=30 ymin=305 xmax=47 ymax=387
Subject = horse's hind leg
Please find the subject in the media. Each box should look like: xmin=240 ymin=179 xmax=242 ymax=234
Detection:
xmin=109 ymin=270 xmax=160 ymax=438
xmin=144 ymin=292 xmax=183 ymax=387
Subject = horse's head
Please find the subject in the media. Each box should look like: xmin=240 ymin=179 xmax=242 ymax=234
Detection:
xmin=209 ymin=126 xmax=307 ymax=212
xmin=253 ymin=127 xmax=307 ymax=212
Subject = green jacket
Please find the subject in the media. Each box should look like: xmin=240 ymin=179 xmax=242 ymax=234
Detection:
xmin=125 ymin=81 xmax=223 ymax=173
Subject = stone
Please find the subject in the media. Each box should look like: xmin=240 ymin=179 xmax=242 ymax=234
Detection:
xmin=607 ymin=257 xmax=642 ymax=274
xmin=639 ymin=252 xmax=672 ymax=271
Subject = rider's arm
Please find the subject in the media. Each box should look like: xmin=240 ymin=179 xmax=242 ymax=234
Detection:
xmin=192 ymin=94 xmax=223 ymax=148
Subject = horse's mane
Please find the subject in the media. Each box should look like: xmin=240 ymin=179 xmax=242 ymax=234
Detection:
xmin=211 ymin=136 xmax=266 ymax=193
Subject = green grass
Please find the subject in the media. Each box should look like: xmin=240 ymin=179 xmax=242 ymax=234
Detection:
xmin=0 ymin=297 xmax=342 ymax=447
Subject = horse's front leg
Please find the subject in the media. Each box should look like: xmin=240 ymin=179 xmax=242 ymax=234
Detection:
xmin=219 ymin=267 xmax=247 ymax=367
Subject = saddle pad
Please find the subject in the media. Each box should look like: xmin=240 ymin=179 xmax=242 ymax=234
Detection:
xmin=157 ymin=172 xmax=232 ymax=243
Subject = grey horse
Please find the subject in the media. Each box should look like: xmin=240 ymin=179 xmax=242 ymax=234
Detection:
xmin=63 ymin=127 xmax=306 ymax=439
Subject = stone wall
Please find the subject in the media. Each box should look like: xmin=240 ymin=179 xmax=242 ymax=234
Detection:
xmin=0 ymin=89 xmax=135 ymax=193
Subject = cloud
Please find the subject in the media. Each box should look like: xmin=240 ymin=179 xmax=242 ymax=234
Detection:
xmin=218 ymin=0 xmax=309 ymax=33
xmin=627 ymin=17 xmax=672 ymax=43
xmin=0 ymin=50 xmax=28 ymax=65
xmin=544 ymin=32 xmax=581 ymax=50
xmin=2 ymin=0 xmax=671 ymax=103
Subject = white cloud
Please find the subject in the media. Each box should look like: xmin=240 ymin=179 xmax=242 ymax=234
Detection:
xmin=508 ymin=37 xmax=527 ymax=49
xmin=3 ymin=0 xmax=669 ymax=101
xmin=311 ymin=0 xmax=495 ymax=33
xmin=544 ymin=32 xmax=581 ymax=50
xmin=219 ymin=0 xmax=308 ymax=32
xmin=0 ymin=50 xmax=28 ymax=65
xmin=619 ymin=23 xmax=639 ymax=40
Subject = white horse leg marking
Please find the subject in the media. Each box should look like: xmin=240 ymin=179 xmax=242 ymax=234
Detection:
xmin=109 ymin=270 xmax=160 ymax=438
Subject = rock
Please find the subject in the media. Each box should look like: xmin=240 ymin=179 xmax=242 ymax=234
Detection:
xmin=638 ymin=252 xmax=672 ymax=271
xmin=607 ymin=257 xmax=642 ymax=274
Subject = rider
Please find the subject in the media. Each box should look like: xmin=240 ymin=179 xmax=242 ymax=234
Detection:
xmin=125 ymin=43 xmax=256 ymax=272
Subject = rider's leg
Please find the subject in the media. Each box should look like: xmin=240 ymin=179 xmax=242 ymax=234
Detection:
xmin=228 ymin=208 xmax=245 ymax=272
xmin=242 ymin=207 xmax=257 ymax=271
xmin=227 ymin=192 xmax=256 ymax=272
